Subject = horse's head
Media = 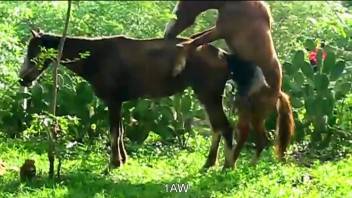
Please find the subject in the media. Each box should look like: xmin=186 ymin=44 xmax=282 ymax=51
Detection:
xmin=19 ymin=29 xmax=55 ymax=87
xmin=164 ymin=2 xmax=198 ymax=39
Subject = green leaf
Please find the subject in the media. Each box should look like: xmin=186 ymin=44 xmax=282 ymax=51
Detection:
xmin=293 ymin=71 xmax=305 ymax=85
xmin=290 ymin=80 xmax=301 ymax=93
xmin=303 ymin=83 xmax=314 ymax=97
xmin=283 ymin=62 xmax=296 ymax=75
xmin=155 ymin=125 xmax=174 ymax=140
xmin=172 ymin=95 xmax=182 ymax=111
xmin=322 ymin=51 xmax=336 ymax=74
xmin=330 ymin=61 xmax=345 ymax=81
xmin=31 ymin=84 xmax=43 ymax=99
xmin=181 ymin=95 xmax=192 ymax=113
xmin=76 ymin=82 xmax=93 ymax=104
xmin=300 ymin=61 xmax=314 ymax=79
xmin=292 ymin=50 xmax=305 ymax=68
xmin=314 ymin=74 xmax=329 ymax=92
xmin=321 ymin=96 xmax=334 ymax=116
xmin=160 ymin=106 xmax=174 ymax=121
xmin=291 ymin=97 xmax=304 ymax=108
xmin=312 ymin=97 xmax=323 ymax=116
xmin=282 ymin=78 xmax=292 ymax=91
xmin=335 ymin=81 xmax=351 ymax=98
xmin=135 ymin=100 xmax=150 ymax=115
xmin=126 ymin=126 xmax=149 ymax=144
xmin=304 ymin=39 xmax=316 ymax=51
xmin=294 ymin=121 xmax=305 ymax=142
xmin=305 ymin=97 xmax=316 ymax=118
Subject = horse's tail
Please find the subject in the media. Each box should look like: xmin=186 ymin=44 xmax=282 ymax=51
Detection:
xmin=275 ymin=91 xmax=295 ymax=159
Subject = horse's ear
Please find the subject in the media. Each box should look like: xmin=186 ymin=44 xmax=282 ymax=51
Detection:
xmin=31 ymin=29 xmax=40 ymax=38
xmin=31 ymin=29 xmax=42 ymax=38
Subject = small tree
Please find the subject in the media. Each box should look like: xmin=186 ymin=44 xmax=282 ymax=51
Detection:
xmin=48 ymin=0 xmax=72 ymax=179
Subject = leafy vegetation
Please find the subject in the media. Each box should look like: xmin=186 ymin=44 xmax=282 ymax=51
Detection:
xmin=283 ymin=48 xmax=350 ymax=146
xmin=0 ymin=1 xmax=351 ymax=197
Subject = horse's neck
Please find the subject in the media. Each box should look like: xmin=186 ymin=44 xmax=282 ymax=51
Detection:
xmin=60 ymin=38 xmax=95 ymax=79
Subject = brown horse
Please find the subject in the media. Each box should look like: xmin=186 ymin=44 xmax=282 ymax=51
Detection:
xmin=19 ymin=30 xmax=255 ymax=170
xmin=165 ymin=1 xmax=294 ymax=166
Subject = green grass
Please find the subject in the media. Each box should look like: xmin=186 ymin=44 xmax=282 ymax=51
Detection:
xmin=0 ymin=135 xmax=351 ymax=198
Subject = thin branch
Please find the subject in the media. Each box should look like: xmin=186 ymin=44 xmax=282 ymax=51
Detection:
xmin=48 ymin=0 xmax=72 ymax=179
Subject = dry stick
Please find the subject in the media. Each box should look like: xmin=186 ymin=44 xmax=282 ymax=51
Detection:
xmin=48 ymin=0 xmax=72 ymax=179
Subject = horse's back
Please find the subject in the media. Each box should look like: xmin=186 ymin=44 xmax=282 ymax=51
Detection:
xmin=94 ymin=37 xmax=229 ymax=101
xmin=98 ymin=38 xmax=187 ymax=99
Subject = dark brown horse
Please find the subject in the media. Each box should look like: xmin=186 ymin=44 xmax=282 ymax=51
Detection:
xmin=165 ymin=1 xmax=295 ymax=166
xmin=19 ymin=30 xmax=253 ymax=170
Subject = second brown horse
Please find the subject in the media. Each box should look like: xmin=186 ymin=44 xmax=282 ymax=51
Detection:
xmin=165 ymin=1 xmax=295 ymax=166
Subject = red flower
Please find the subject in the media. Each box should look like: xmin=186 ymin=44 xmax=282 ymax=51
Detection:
xmin=308 ymin=48 xmax=327 ymax=65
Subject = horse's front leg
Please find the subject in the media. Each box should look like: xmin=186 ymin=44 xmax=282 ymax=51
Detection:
xmin=200 ymin=96 xmax=234 ymax=169
xmin=203 ymin=131 xmax=221 ymax=169
xmin=108 ymin=102 xmax=124 ymax=168
xmin=119 ymin=120 xmax=127 ymax=164
xmin=232 ymin=111 xmax=250 ymax=168
xmin=249 ymin=116 xmax=269 ymax=165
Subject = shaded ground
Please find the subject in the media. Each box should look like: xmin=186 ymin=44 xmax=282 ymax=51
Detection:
xmin=0 ymin=136 xmax=351 ymax=198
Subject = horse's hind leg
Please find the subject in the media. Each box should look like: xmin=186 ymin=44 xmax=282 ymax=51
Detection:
xmin=203 ymin=132 xmax=221 ymax=169
xmin=119 ymin=120 xmax=127 ymax=164
xmin=250 ymin=117 xmax=269 ymax=165
xmin=107 ymin=102 xmax=124 ymax=168
xmin=201 ymin=96 xmax=234 ymax=169
xmin=232 ymin=110 xmax=250 ymax=167
xmin=181 ymin=26 xmax=221 ymax=49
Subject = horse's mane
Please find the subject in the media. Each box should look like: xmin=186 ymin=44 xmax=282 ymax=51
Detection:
xmin=38 ymin=32 xmax=191 ymax=42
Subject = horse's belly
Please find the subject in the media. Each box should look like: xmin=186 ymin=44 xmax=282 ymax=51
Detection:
xmin=128 ymin=79 xmax=186 ymax=99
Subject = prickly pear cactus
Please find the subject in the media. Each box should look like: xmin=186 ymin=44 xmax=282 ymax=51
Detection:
xmin=283 ymin=39 xmax=350 ymax=146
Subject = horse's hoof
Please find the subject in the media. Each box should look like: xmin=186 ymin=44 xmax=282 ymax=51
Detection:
xmin=110 ymin=159 xmax=123 ymax=169
xmin=200 ymin=163 xmax=213 ymax=172
xmin=121 ymin=157 xmax=127 ymax=165
xmin=221 ymin=166 xmax=232 ymax=172
xmin=222 ymin=161 xmax=236 ymax=171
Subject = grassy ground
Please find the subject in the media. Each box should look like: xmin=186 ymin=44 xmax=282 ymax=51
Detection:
xmin=0 ymin=135 xmax=351 ymax=198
